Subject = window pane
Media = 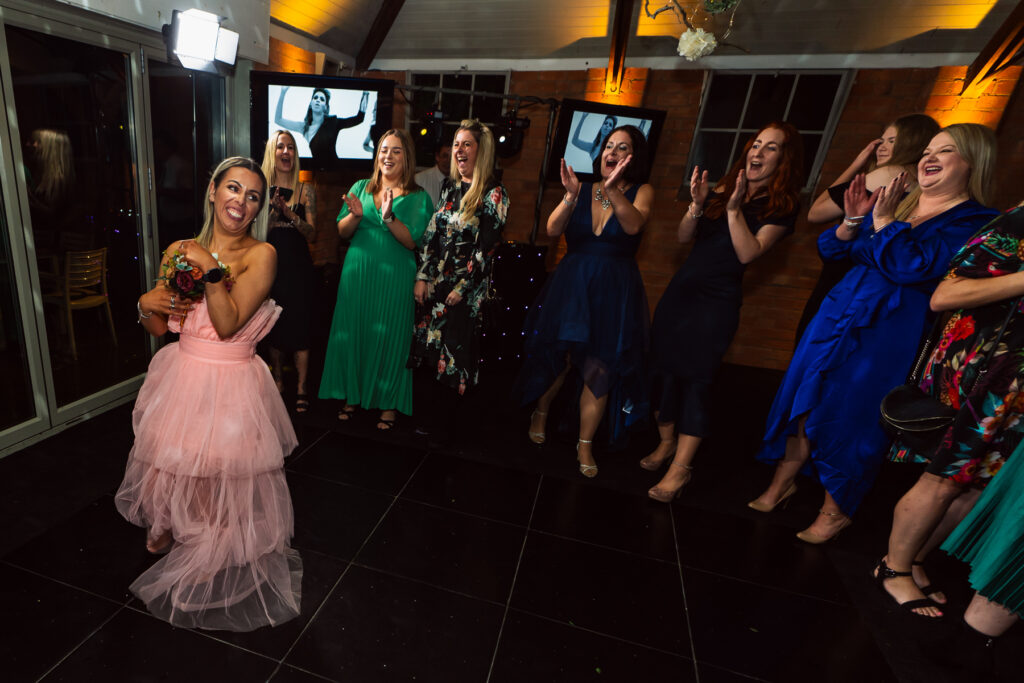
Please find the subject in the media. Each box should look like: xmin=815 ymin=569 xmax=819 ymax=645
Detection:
xmin=787 ymin=74 xmax=842 ymax=131
xmin=8 ymin=25 xmax=149 ymax=406
xmin=0 ymin=187 xmax=34 ymax=430
xmin=472 ymin=74 xmax=506 ymax=123
xmin=742 ymin=74 xmax=795 ymax=130
xmin=411 ymin=73 xmax=439 ymax=121
xmin=442 ymin=74 xmax=471 ymax=122
xmin=800 ymin=133 xmax=822 ymax=187
xmin=701 ymin=74 xmax=749 ymax=129
xmin=689 ymin=130 xmax=737 ymax=184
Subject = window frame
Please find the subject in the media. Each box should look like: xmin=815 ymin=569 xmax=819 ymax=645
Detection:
xmin=686 ymin=69 xmax=854 ymax=196
xmin=406 ymin=70 xmax=512 ymax=126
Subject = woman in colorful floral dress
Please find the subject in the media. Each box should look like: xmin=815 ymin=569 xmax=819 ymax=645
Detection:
xmin=409 ymin=119 xmax=508 ymax=437
xmin=876 ymin=204 xmax=1024 ymax=618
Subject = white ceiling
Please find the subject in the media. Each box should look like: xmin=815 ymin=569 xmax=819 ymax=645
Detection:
xmin=269 ymin=0 xmax=1019 ymax=69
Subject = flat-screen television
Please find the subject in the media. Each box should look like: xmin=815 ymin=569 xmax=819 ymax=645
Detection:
xmin=548 ymin=99 xmax=667 ymax=184
xmin=250 ymin=72 xmax=394 ymax=171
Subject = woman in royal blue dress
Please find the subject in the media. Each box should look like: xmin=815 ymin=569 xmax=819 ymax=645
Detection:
xmin=750 ymin=123 xmax=999 ymax=543
xmin=519 ymin=125 xmax=653 ymax=477
xmin=644 ymin=122 xmax=803 ymax=502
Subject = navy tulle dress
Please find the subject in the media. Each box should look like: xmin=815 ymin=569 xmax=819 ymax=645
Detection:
xmin=757 ymin=200 xmax=998 ymax=516
xmin=518 ymin=183 xmax=649 ymax=445
xmin=650 ymin=196 xmax=796 ymax=437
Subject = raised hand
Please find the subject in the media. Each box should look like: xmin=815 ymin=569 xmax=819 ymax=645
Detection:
xmin=359 ymin=91 xmax=369 ymax=112
xmin=872 ymin=171 xmax=907 ymax=230
xmin=726 ymin=169 xmax=747 ymax=212
xmin=855 ymin=137 xmax=883 ymax=167
xmin=690 ymin=165 xmax=710 ymax=207
xmin=843 ymin=173 xmax=877 ymax=221
xmin=176 ymin=238 xmax=217 ymax=272
xmin=560 ymin=159 xmax=581 ymax=200
xmin=604 ymin=154 xmax=632 ymax=190
xmin=380 ymin=187 xmax=394 ymax=221
xmin=343 ymin=192 xmax=364 ymax=219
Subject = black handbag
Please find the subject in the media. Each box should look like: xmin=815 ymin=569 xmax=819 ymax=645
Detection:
xmin=880 ymin=298 xmax=1020 ymax=455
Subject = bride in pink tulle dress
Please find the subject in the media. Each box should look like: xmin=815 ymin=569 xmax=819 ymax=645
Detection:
xmin=116 ymin=157 xmax=302 ymax=631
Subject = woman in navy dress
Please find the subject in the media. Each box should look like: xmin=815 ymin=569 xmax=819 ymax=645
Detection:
xmin=644 ymin=122 xmax=803 ymax=502
xmin=519 ymin=125 xmax=653 ymax=478
xmin=750 ymin=123 xmax=999 ymax=543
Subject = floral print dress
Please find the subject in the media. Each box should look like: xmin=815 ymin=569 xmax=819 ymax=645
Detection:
xmin=409 ymin=178 xmax=509 ymax=394
xmin=890 ymin=207 xmax=1024 ymax=486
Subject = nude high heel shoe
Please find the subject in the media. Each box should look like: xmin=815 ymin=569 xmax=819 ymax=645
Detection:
xmin=528 ymin=409 xmax=547 ymax=445
xmin=747 ymin=482 xmax=797 ymax=513
xmin=647 ymin=463 xmax=693 ymax=503
xmin=577 ymin=438 xmax=597 ymax=478
xmin=796 ymin=509 xmax=851 ymax=544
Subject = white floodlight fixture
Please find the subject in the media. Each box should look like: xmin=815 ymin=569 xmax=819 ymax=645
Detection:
xmin=163 ymin=9 xmax=239 ymax=73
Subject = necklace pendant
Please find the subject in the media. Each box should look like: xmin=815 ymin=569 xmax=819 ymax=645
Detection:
xmin=595 ymin=187 xmax=612 ymax=210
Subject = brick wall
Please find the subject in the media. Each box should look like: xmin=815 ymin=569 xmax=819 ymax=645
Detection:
xmin=253 ymin=38 xmax=1024 ymax=370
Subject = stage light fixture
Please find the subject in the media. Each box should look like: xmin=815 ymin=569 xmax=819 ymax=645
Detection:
xmin=495 ymin=112 xmax=530 ymax=158
xmin=162 ymin=9 xmax=239 ymax=73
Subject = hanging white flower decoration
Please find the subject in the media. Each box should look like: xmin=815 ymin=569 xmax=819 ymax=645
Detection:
xmin=677 ymin=27 xmax=717 ymax=61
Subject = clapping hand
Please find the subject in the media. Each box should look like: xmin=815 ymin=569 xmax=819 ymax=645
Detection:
xmin=843 ymin=173 xmax=878 ymax=223
xmin=726 ymin=169 xmax=747 ymax=212
xmin=871 ymin=171 xmax=907 ymax=231
xmin=381 ymin=187 xmax=394 ymax=221
xmin=343 ymin=192 xmax=364 ymax=219
xmin=604 ymin=154 xmax=632 ymax=191
xmin=690 ymin=165 xmax=710 ymax=207
xmin=560 ymin=159 xmax=580 ymax=201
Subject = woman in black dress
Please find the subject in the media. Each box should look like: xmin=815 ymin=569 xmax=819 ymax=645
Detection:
xmin=275 ymin=87 xmax=368 ymax=163
xmin=260 ymin=130 xmax=317 ymax=410
xmin=644 ymin=121 xmax=803 ymax=502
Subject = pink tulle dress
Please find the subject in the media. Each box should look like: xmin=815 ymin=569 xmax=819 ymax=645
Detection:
xmin=115 ymin=298 xmax=302 ymax=631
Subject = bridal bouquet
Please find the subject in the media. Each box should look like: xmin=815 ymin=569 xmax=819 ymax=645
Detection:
xmin=160 ymin=248 xmax=232 ymax=302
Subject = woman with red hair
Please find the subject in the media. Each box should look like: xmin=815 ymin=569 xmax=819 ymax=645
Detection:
xmin=645 ymin=122 xmax=803 ymax=501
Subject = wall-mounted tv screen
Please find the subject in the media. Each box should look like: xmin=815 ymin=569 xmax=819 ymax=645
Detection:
xmin=549 ymin=99 xmax=667 ymax=184
xmin=250 ymin=72 xmax=394 ymax=172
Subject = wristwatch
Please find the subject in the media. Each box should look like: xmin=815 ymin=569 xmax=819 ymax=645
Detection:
xmin=383 ymin=212 xmax=395 ymax=224
xmin=202 ymin=267 xmax=224 ymax=284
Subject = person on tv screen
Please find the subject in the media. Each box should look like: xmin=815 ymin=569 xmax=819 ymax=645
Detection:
xmin=570 ymin=114 xmax=617 ymax=164
xmin=275 ymin=86 xmax=369 ymax=163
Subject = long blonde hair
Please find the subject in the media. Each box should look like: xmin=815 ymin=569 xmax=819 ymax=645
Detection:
xmin=367 ymin=128 xmax=420 ymax=194
xmin=261 ymin=130 xmax=300 ymax=191
xmin=449 ymin=119 xmax=497 ymax=223
xmin=196 ymin=157 xmax=269 ymax=246
xmin=31 ymin=129 xmax=75 ymax=204
xmin=895 ymin=122 xmax=997 ymax=220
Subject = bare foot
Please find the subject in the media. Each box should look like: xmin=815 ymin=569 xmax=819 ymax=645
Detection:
xmin=640 ymin=439 xmax=675 ymax=471
xmin=875 ymin=558 xmax=943 ymax=617
xmin=912 ymin=562 xmax=947 ymax=604
xmin=146 ymin=529 xmax=173 ymax=554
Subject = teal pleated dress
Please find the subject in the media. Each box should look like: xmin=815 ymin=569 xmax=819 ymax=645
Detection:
xmin=319 ymin=179 xmax=434 ymax=414
xmin=942 ymin=438 xmax=1024 ymax=614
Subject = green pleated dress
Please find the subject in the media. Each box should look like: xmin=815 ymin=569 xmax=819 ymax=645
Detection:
xmin=942 ymin=439 xmax=1024 ymax=614
xmin=319 ymin=179 xmax=434 ymax=414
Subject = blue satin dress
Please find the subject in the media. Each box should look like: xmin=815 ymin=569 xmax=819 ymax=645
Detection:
xmin=518 ymin=183 xmax=649 ymax=445
xmin=758 ymin=200 xmax=998 ymax=516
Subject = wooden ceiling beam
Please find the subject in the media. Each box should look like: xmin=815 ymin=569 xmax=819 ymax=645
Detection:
xmin=605 ymin=0 xmax=636 ymax=95
xmin=961 ymin=0 xmax=1024 ymax=95
xmin=355 ymin=0 xmax=407 ymax=72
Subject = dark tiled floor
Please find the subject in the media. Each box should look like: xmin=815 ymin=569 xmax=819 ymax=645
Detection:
xmin=2 ymin=364 xmax=1022 ymax=682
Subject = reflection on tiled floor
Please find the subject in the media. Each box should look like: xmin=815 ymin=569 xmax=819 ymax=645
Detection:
xmin=2 ymin=364 xmax=1022 ymax=682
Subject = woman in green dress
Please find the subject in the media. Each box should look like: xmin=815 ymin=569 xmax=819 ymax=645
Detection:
xmin=319 ymin=129 xmax=434 ymax=429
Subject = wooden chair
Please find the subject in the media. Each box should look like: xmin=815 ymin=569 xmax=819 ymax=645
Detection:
xmin=41 ymin=247 xmax=116 ymax=359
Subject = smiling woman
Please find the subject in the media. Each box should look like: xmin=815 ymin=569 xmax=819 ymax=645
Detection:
xmin=751 ymin=123 xmax=1000 ymax=545
xmin=643 ymin=122 xmax=803 ymax=501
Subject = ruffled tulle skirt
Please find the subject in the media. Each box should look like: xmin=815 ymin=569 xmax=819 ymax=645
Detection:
xmin=115 ymin=337 xmax=302 ymax=631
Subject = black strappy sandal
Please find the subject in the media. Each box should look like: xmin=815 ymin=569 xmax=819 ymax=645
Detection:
xmin=873 ymin=559 xmax=943 ymax=616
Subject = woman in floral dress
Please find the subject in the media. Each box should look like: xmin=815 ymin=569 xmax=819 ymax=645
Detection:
xmin=877 ymin=204 xmax=1024 ymax=617
xmin=409 ymin=119 xmax=509 ymax=438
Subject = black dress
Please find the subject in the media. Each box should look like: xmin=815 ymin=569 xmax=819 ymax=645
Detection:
xmin=649 ymin=196 xmax=796 ymax=437
xmin=308 ymin=112 xmax=365 ymax=162
xmin=266 ymin=185 xmax=314 ymax=352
